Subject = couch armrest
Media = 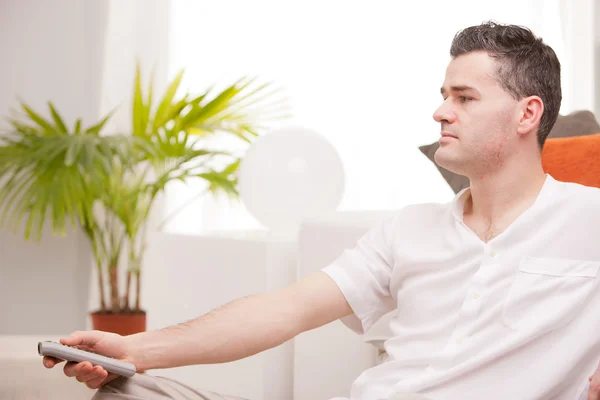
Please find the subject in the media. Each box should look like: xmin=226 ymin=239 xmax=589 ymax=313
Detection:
xmin=0 ymin=335 xmax=91 ymax=399
xmin=293 ymin=211 xmax=396 ymax=400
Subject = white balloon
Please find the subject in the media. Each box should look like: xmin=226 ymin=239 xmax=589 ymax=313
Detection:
xmin=238 ymin=126 xmax=345 ymax=235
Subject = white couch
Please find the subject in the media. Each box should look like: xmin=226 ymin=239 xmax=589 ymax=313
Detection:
xmin=0 ymin=335 xmax=91 ymax=400
xmin=294 ymin=211 xmax=397 ymax=400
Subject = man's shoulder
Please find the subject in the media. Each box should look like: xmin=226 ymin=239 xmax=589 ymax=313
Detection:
xmin=400 ymin=200 xmax=453 ymax=213
xmin=389 ymin=200 xmax=455 ymax=226
xmin=554 ymin=179 xmax=600 ymax=205
xmin=550 ymin=180 xmax=600 ymax=228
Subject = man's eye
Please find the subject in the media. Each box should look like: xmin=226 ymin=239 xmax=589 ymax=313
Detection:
xmin=459 ymin=96 xmax=472 ymax=103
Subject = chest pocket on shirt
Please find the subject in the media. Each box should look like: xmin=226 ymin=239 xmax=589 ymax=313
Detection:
xmin=502 ymin=257 xmax=599 ymax=333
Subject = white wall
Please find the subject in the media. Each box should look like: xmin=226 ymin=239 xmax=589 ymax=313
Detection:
xmin=0 ymin=0 xmax=108 ymax=334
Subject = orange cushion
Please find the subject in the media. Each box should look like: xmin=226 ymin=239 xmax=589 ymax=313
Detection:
xmin=542 ymin=133 xmax=600 ymax=188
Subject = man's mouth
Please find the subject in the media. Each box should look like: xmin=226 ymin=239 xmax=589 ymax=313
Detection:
xmin=441 ymin=132 xmax=458 ymax=139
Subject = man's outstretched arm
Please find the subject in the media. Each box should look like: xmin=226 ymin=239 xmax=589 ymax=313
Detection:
xmin=43 ymin=271 xmax=353 ymax=389
xmin=131 ymin=270 xmax=353 ymax=370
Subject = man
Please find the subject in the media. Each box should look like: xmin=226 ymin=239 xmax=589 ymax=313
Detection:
xmin=44 ymin=21 xmax=600 ymax=400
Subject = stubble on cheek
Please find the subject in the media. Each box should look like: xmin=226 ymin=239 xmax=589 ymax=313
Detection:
xmin=478 ymin=132 xmax=509 ymax=170
xmin=491 ymin=135 xmax=509 ymax=164
xmin=481 ymin=107 xmax=513 ymax=168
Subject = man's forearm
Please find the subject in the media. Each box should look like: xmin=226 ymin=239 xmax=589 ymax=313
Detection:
xmin=126 ymin=290 xmax=301 ymax=371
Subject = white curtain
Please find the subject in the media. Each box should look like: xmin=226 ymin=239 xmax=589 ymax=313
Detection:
xmin=86 ymin=0 xmax=172 ymax=326
xmin=157 ymin=0 xmax=594 ymax=235
xmin=98 ymin=0 xmax=172 ymax=221
xmin=558 ymin=0 xmax=596 ymax=114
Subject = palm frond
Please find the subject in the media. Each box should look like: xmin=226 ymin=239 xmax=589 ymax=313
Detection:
xmin=152 ymin=69 xmax=185 ymax=134
xmin=181 ymin=77 xmax=290 ymax=142
xmin=0 ymin=129 xmax=136 ymax=241
xmin=48 ymin=102 xmax=68 ymax=133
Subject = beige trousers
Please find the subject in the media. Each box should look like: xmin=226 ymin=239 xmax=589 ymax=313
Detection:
xmin=91 ymin=373 xmax=432 ymax=400
xmin=92 ymin=374 xmax=248 ymax=400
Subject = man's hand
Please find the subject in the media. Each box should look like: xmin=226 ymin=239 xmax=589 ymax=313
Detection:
xmin=588 ymin=360 xmax=600 ymax=400
xmin=42 ymin=330 xmax=137 ymax=389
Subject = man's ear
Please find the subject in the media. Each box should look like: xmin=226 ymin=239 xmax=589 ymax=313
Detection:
xmin=517 ymin=96 xmax=544 ymax=136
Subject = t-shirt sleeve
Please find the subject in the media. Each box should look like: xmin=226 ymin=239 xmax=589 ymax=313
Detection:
xmin=321 ymin=216 xmax=397 ymax=335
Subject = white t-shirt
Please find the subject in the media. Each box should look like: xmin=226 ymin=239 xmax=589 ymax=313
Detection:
xmin=323 ymin=174 xmax=600 ymax=400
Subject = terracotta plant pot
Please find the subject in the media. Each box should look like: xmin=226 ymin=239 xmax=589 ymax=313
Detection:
xmin=90 ymin=311 xmax=147 ymax=336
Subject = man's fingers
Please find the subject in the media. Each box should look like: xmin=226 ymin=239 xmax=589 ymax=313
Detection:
xmin=42 ymin=356 xmax=64 ymax=368
xmin=64 ymin=361 xmax=92 ymax=378
xmin=60 ymin=330 xmax=103 ymax=348
xmin=76 ymin=365 xmax=105 ymax=383
xmin=86 ymin=371 xmax=110 ymax=390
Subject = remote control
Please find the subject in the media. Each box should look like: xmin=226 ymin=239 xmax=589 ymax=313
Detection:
xmin=38 ymin=341 xmax=136 ymax=377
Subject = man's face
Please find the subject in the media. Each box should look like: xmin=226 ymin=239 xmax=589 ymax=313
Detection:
xmin=433 ymin=51 xmax=520 ymax=177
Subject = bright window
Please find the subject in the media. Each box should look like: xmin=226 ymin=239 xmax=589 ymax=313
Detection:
xmin=164 ymin=0 xmax=567 ymax=234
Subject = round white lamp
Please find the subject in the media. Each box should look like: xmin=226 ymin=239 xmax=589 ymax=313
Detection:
xmin=237 ymin=126 xmax=345 ymax=237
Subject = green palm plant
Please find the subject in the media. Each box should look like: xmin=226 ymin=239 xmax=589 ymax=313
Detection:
xmin=0 ymin=105 xmax=140 ymax=313
xmin=0 ymin=65 xmax=290 ymax=317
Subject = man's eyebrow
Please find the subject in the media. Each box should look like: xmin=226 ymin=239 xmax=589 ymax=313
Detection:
xmin=440 ymin=85 xmax=479 ymax=95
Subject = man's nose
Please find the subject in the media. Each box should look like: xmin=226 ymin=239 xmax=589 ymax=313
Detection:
xmin=433 ymin=101 xmax=456 ymax=124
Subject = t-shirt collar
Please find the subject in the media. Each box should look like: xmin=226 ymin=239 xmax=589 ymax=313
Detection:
xmin=451 ymin=174 xmax=556 ymax=223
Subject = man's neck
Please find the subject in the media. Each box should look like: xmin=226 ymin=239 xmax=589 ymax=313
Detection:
xmin=462 ymin=162 xmax=547 ymax=242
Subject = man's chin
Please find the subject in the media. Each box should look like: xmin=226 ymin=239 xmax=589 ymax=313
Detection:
xmin=433 ymin=153 xmax=467 ymax=176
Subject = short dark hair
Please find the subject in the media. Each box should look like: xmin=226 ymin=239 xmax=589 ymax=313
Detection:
xmin=450 ymin=21 xmax=562 ymax=148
